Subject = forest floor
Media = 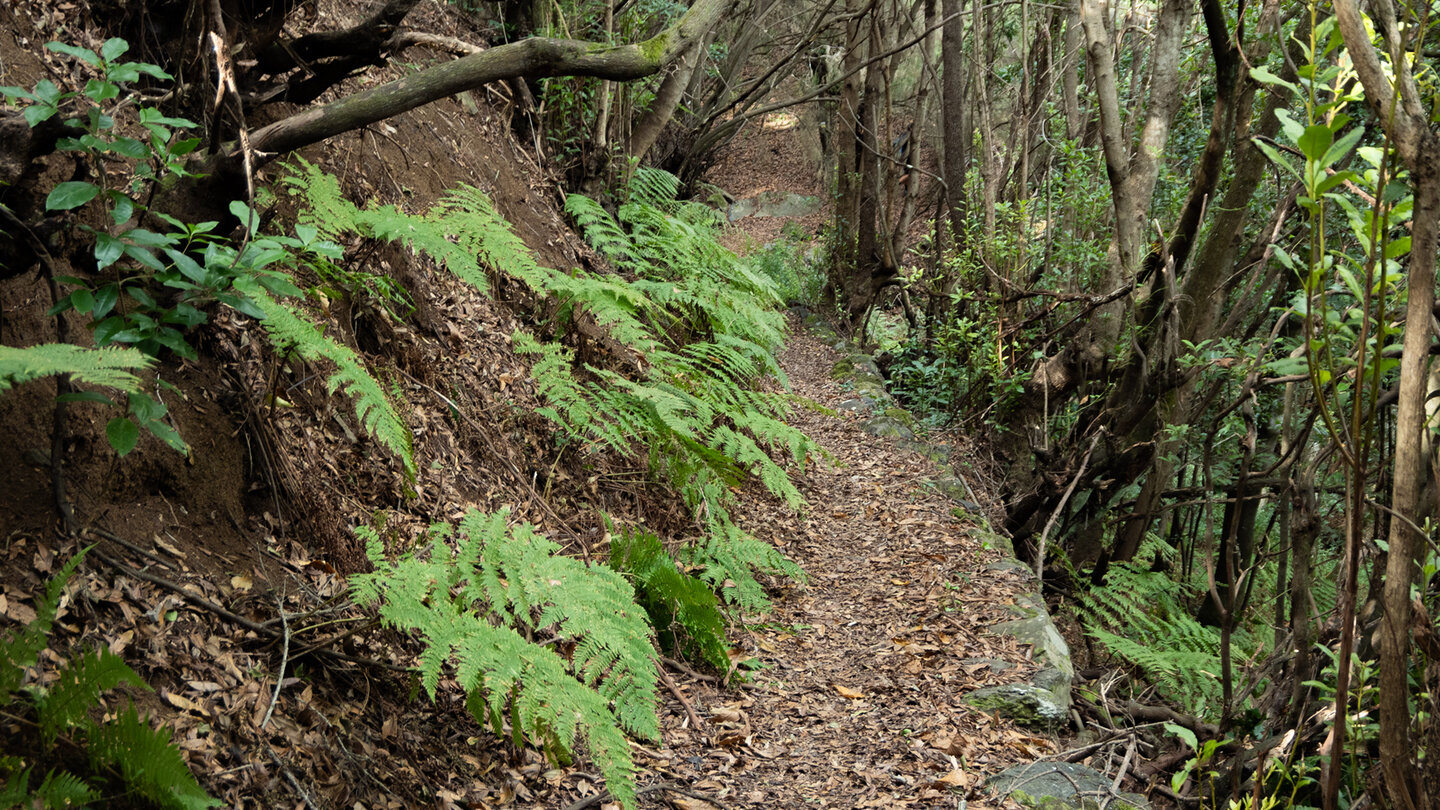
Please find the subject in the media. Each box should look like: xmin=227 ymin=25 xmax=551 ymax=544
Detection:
xmin=617 ymin=328 xmax=1055 ymax=809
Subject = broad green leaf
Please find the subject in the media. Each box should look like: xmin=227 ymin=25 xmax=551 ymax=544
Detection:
xmin=84 ymin=78 xmax=119 ymax=102
xmin=92 ymin=283 xmax=120 ymax=318
xmin=93 ymin=316 xmax=130 ymax=345
xmin=46 ymin=42 xmax=101 ymax=66
xmin=1298 ymin=125 xmax=1333 ymax=162
xmin=46 ymin=181 xmax=101 ymax=211
xmin=22 ymin=104 xmax=58 ymax=127
xmin=1275 ymin=109 xmax=1305 ymax=147
xmin=164 ymin=248 xmax=207 ymax=283
xmin=70 ymin=288 xmax=95 ymax=315
xmin=94 ymin=233 xmax=124 ymax=269
xmin=107 ymin=417 xmax=140 ymax=455
xmin=1321 ymin=126 xmax=1364 ymax=168
xmin=107 ymin=136 xmax=149 ymax=160
xmin=1252 ymin=139 xmax=1299 ymax=179
xmin=229 ymin=200 xmax=261 ymax=233
xmin=109 ymin=192 xmax=135 ymax=224
xmin=1250 ymin=66 xmax=1299 ymax=95
xmin=57 ymin=391 xmax=116 ymax=407
xmin=99 ymin=37 xmax=129 ymax=62
xmin=1164 ymin=722 xmax=1198 ymax=751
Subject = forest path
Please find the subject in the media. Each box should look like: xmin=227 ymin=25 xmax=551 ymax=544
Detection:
xmin=628 ymin=328 xmax=1048 ymax=808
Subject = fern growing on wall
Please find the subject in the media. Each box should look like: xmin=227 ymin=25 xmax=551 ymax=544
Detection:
xmin=0 ymin=344 xmax=152 ymax=393
xmin=0 ymin=550 xmax=218 ymax=809
xmin=281 ymin=162 xmax=817 ymax=612
xmin=349 ymin=510 xmax=659 ymax=810
xmin=234 ymin=277 xmax=416 ymax=476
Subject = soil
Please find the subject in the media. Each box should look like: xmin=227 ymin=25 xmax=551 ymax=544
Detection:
xmin=1 ymin=3 xmax=1056 ymax=808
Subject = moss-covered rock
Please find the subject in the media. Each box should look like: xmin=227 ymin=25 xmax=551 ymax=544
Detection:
xmin=987 ymin=763 xmax=1149 ymax=810
xmin=964 ymin=683 xmax=1067 ymax=730
xmin=860 ymin=414 xmax=915 ymax=440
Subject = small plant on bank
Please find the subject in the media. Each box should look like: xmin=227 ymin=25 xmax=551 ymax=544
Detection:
xmin=1 ymin=40 xmax=416 ymax=473
xmin=609 ymin=524 xmax=729 ymax=671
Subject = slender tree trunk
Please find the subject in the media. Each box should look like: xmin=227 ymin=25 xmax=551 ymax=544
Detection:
xmin=1334 ymin=1 xmax=1439 ymax=805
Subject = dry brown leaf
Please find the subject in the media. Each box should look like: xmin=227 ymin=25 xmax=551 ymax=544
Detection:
xmin=833 ymin=684 xmax=865 ymax=700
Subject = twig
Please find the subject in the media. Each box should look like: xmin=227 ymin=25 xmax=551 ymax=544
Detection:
xmin=1035 ymin=431 xmax=1102 ymax=588
xmin=88 ymin=542 xmax=409 ymax=672
xmin=562 ymin=781 xmax=722 ymax=810
xmin=662 ymin=655 xmax=719 ymax=683
xmin=264 ymin=742 xmax=321 ymax=810
xmin=261 ymin=595 xmax=291 ymax=730
xmin=657 ymin=664 xmax=709 ymax=745
xmin=1110 ymin=735 xmax=1137 ymax=794
xmin=90 ymin=529 xmax=181 ymax=571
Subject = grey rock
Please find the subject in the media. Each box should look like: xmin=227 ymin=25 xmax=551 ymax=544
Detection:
xmin=992 ymin=593 xmax=1075 ymax=712
xmin=860 ymin=414 xmax=915 ymax=440
xmin=727 ymin=191 xmax=822 ymax=221
xmin=964 ymin=683 xmax=1067 ymax=730
xmin=960 ymin=657 xmax=1016 ymax=674
xmin=987 ymin=762 xmax=1149 ymax=810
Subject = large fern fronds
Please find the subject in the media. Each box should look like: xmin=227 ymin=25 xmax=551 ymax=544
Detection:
xmin=1076 ymin=556 xmax=1246 ymax=718
xmin=235 ymin=278 xmax=415 ymax=476
xmin=350 ymin=510 xmax=659 ymax=810
xmin=0 ymin=344 xmax=152 ymax=393
xmin=609 ymin=525 xmax=730 ymax=671
xmin=682 ymin=523 xmax=806 ymax=614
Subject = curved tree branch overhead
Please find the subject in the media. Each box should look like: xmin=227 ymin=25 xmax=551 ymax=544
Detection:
xmin=232 ymin=0 xmax=736 ymax=168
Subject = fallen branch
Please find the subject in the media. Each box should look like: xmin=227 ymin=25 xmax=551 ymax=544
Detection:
xmin=561 ymin=781 xmax=724 ymax=810
xmin=657 ymin=664 xmax=709 ymax=745
xmin=88 ymin=542 xmax=408 ymax=673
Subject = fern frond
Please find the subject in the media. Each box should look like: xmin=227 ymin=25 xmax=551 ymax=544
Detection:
xmin=682 ymin=524 xmax=805 ymax=613
xmin=610 ymin=526 xmax=730 ymax=671
xmin=624 ymin=167 xmax=681 ymax=209
xmin=0 ymin=550 xmax=88 ymax=701
xmin=351 ymin=510 xmax=660 ymax=809
xmin=235 ymin=279 xmax=415 ymax=476
xmin=38 ymin=648 xmax=149 ymax=743
xmin=31 ymin=769 xmax=99 ymax=808
xmin=86 ymin=706 xmax=219 ymax=810
xmin=0 ymin=344 xmax=152 ymax=393
xmin=283 ymin=158 xmax=362 ymax=239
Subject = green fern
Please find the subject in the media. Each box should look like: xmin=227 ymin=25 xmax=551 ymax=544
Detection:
xmin=1 ymin=551 xmax=219 ymax=809
xmin=38 ymin=649 xmax=148 ymax=744
xmin=234 ymin=277 xmax=416 ymax=477
xmin=86 ymin=707 xmax=216 ymax=810
xmin=350 ymin=509 xmax=659 ymax=810
xmin=682 ymin=523 xmax=805 ymax=614
xmin=282 ymin=161 xmax=814 ymax=611
xmin=609 ymin=525 xmax=730 ymax=671
xmin=1074 ymin=546 xmax=1258 ymax=719
xmin=0 ymin=344 xmax=152 ymax=392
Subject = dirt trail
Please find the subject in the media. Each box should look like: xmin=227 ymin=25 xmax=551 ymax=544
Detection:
xmin=624 ymin=330 xmax=1047 ymax=808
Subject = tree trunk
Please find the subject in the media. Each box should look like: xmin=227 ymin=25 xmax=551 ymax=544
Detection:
xmin=1333 ymin=1 xmax=1438 ymax=806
